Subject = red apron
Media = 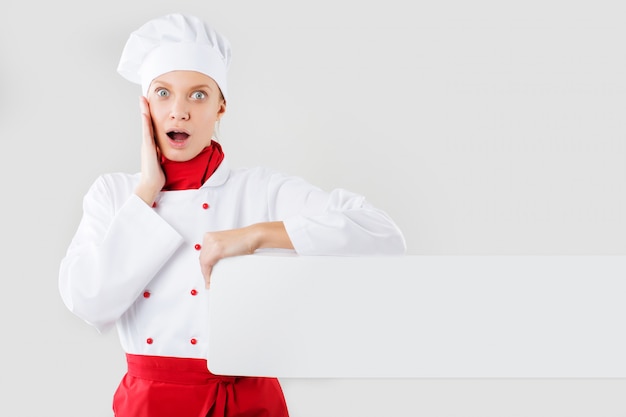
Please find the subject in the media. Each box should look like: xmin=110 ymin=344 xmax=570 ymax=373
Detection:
xmin=113 ymin=354 xmax=290 ymax=417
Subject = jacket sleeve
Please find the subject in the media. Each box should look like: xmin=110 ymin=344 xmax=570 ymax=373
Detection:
xmin=266 ymin=171 xmax=407 ymax=255
xmin=58 ymin=175 xmax=184 ymax=332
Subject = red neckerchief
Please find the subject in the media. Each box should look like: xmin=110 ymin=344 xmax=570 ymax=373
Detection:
xmin=160 ymin=140 xmax=225 ymax=191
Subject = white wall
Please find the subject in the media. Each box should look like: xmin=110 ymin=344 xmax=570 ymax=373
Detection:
xmin=1 ymin=0 xmax=625 ymax=416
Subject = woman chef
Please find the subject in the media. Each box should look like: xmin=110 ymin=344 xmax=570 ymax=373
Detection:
xmin=59 ymin=12 xmax=406 ymax=417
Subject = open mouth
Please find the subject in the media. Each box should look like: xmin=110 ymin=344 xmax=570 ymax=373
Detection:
xmin=166 ymin=130 xmax=190 ymax=142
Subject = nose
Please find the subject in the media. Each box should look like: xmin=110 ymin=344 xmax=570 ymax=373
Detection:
xmin=169 ymin=99 xmax=189 ymax=121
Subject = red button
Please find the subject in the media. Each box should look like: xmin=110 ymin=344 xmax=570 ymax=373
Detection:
xmin=143 ymin=291 xmax=151 ymax=298
xmin=194 ymin=244 xmax=201 ymax=250
xmin=146 ymin=338 xmax=153 ymax=344
xmin=191 ymin=289 xmax=198 ymax=296
xmin=152 ymin=202 xmax=157 ymax=208
xmin=202 ymin=203 xmax=210 ymax=209
xmin=190 ymin=338 xmax=197 ymax=345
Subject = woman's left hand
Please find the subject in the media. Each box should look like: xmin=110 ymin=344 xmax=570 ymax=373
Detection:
xmin=199 ymin=227 xmax=258 ymax=288
xmin=199 ymin=222 xmax=293 ymax=288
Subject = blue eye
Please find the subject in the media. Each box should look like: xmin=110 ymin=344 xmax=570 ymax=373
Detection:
xmin=156 ymin=88 xmax=169 ymax=97
xmin=191 ymin=91 xmax=206 ymax=100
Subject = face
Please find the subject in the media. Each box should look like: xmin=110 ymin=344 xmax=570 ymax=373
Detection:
xmin=148 ymin=70 xmax=226 ymax=162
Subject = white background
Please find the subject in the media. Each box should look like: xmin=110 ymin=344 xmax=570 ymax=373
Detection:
xmin=1 ymin=0 xmax=625 ymax=416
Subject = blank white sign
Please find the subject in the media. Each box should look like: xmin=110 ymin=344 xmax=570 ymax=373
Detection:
xmin=207 ymin=254 xmax=626 ymax=378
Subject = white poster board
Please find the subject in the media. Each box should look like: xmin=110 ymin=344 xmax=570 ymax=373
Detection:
xmin=208 ymin=254 xmax=626 ymax=378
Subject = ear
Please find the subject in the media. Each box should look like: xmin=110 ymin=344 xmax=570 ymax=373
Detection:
xmin=216 ymin=100 xmax=227 ymax=121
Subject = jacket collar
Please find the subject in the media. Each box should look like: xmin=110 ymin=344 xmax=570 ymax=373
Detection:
xmin=200 ymin=157 xmax=230 ymax=187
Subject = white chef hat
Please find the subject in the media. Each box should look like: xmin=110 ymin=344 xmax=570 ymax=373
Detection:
xmin=117 ymin=13 xmax=231 ymax=101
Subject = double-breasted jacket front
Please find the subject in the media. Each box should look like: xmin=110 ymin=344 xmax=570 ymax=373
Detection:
xmin=59 ymin=159 xmax=406 ymax=360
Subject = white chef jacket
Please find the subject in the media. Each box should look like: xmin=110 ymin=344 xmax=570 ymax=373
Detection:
xmin=59 ymin=158 xmax=406 ymax=359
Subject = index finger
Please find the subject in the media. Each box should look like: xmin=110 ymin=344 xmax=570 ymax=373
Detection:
xmin=139 ymin=95 xmax=150 ymax=115
xmin=139 ymin=96 xmax=155 ymax=143
xmin=203 ymin=265 xmax=213 ymax=289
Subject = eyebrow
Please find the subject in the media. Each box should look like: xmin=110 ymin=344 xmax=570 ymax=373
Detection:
xmin=152 ymin=81 xmax=214 ymax=91
xmin=190 ymin=84 xmax=214 ymax=91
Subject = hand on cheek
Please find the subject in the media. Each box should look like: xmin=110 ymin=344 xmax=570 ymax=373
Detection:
xmin=135 ymin=96 xmax=165 ymax=205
